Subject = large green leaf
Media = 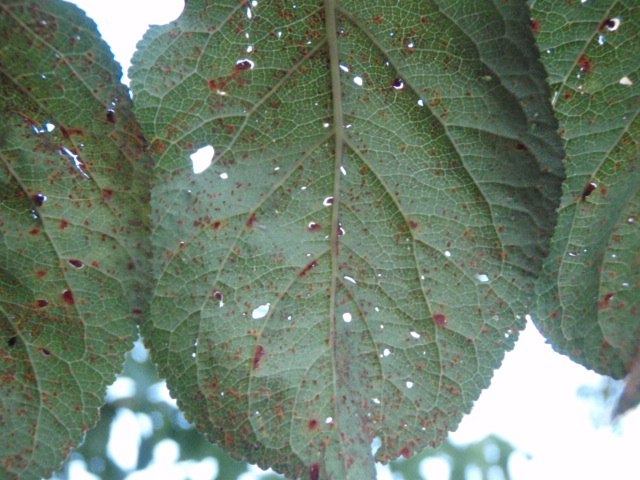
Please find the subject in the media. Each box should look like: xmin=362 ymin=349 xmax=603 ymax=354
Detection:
xmin=131 ymin=0 xmax=563 ymax=478
xmin=0 ymin=2 xmax=152 ymax=479
xmin=532 ymin=0 xmax=640 ymax=389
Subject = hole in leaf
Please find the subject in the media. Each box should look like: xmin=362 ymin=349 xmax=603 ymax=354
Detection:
xmin=190 ymin=145 xmax=214 ymax=174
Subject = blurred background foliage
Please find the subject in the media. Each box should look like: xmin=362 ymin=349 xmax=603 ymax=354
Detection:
xmin=53 ymin=341 xmax=524 ymax=480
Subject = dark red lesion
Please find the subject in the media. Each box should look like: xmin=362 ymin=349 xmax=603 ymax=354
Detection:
xmin=299 ymin=260 xmax=318 ymax=277
xmin=578 ymin=54 xmax=593 ymax=73
xmin=62 ymin=289 xmax=75 ymax=305
xmin=433 ymin=313 xmax=447 ymax=327
xmin=252 ymin=344 xmax=265 ymax=370
xmin=581 ymin=182 xmax=597 ymax=201
xmin=309 ymin=464 xmax=320 ymax=480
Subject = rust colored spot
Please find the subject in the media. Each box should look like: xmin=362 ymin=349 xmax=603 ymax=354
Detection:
xmin=408 ymin=220 xmax=419 ymax=229
xmin=400 ymin=446 xmax=411 ymax=458
xmin=132 ymin=308 xmax=143 ymax=314
xmin=246 ymin=213 xmax=258 ymax=228
xmin=68 ymin=259 xmax=83 ymax=268
xmin=31 ymin=193 xmax=46 ymax=206
xmin=106 ymin=109 xmax=116 ymax=123
xmin=299 ymin=260 xmax=318 ymax=277
xmin=530 ymin=18 xmax=541 ymax=34
xmin=29 ymin=227 xmax=40 ymax=235
xmin=150 ymin=139 xmax=167 ymax=154
xmin=208 ymin=79 xmax=226 ymax=91
xmin=40 ymin=348 xmax=52 ymax=356
xmin=253 ymin=344 xmax=265 ymax=370
xmin=212 ymin=221 xmax=222 ymax=230
xmin=213 ymin=290 xmax=223 ymax=302
xmin=598 ymin=293 xmax=614 ymax=309
xmin=309 ymin=464 xmax=320 ymax=480
xmin=37 ymin=270 xmax=47 ymax=278
xmin=8 ymin=337 xmax=17 ymax=347
xmin=391 ymin=78 xmax=405 ymax=90
xmin=373 ymin=15 xmax=384 ymax=25
xmin=307 ymin=222 xmax=322 ymax=232
xmin=308 ymin=419 xmax=318 ymax=430
xmin=433 ymin=313 xmax=447 ymax=327
xmin=550 ymin=310 xmax=559 ymax=319
xmin=578 ymin=54 xmax=592 ymax=73
xmin=516 ymin=142 xmax=528 ymax=151
xmin=600 ymin=187 xmax=607 ymax=196
xmin=62 ymin=289 xmax=75 ymax=306
xmin=581 ymin=182 xmax=597 ymax=200
xmin=235 ymin=59 xmax=253 ymax=71
xmin=60 ymin=219 xmax=70 ymax=229
xmin=59 ymin=126 xmax=84 ymax=139
xmin=102 ymin=189 xmax=114 ymax=200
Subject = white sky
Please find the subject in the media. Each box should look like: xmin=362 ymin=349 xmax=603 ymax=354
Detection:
xmin=67 ymin=1 xmax=640 ymax=479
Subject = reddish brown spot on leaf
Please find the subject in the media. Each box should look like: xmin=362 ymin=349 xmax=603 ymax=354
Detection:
xmin=581 ymin=182 xmax=597 ymax=200
xmin=408 ymin=220 xmax=419 ymax=229
xmin=60 ymin=219 xmax=70 ymax=229
xmin=62 ymin=289 xmax=75 ymax=306
xmin=391 ymin=78 xmax=405 ymax=90
xmin=307 ymin=222 xmax=322 ymax=232
xmin=59 ymin=125 xmax=85 ymax=139
xmin=433 ymin=313 xmax=447 ymax=327
xmin=400 ymin=446 xmax=411 ymax=458
xmin=530 ymin=18 xmax=541 ymax=34
xmin=29 ymin=227 xmax=40 ymax=235
xmin=253 ymin=344 xmax=265 ymax=370
xmin=212 ymin=221 xmax=222 ymax=230
xmin=102 ymin=189 xmax=114 ymax=200
xmin=235 ymin=59 xmax=253 ymax=71
xmin=37 ymin=270 xmax=47 ymax=278
xmin=68 ymin=259 xmax=83 ymax=268
xmin=598 ymin=293 xmax=614 ymax=309
xmin=247 ymin=213 xmax=258 ymax=228
xmin=299 ymin=260 xmax=318 ymax=277
xmin=8 ymin=337 xmax=17 ymax=347
xmin=128 ymin=262 xmax=136 ymax=270
xmin=550 ymin=310 xmax=559 ymax=319
xmin=31 ymin=193 xmax=46 ymax=206
xmin=308 ymin=419 xmax=318 ymax=430
xmin=213 ymin=290 xmax=223 ymax=302
xmin=516 ymin=142 xmax=528 ymax=151
xmin=309 ymin=464 xmax=320 ymax=480
xmin=106 ymin=109 xmax=116 ymax=123
xmin=578 ymin=54 xmax=592 ymax=73
xmin=40 ymin=348 xmax=52 ymax=356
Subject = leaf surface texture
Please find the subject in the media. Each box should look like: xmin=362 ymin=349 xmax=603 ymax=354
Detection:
xmin=131 ymin=1 xmax=564 ymax=477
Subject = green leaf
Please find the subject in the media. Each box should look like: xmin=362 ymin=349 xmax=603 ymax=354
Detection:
xmin=0 ymin=1 xmax=152 ymax=479
xmin=130 ymin=1 xmax=563 ymax=478
xmin=532 ymin=1 xmax=640 ymax=381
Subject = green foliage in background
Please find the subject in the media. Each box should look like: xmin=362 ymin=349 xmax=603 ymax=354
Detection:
xmin=0 ymin=0 xmax=638 ymax=479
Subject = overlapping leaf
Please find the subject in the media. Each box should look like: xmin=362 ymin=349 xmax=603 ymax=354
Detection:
xmin=131 ymin=1 xmax=563 ymax=478
xmin=0 ymin=2 xmax=152 ymax=479
xmin=532 ymin=1 xmax=640 ymax=392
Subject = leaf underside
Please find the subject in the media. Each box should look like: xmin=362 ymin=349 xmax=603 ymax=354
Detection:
xmin=532 ymin=0 xmax=640 ymax=380
xmin=131 ymin=1 xmax=563 ymax=478
xmin=0 ymin=2 xmax=151 ymax=479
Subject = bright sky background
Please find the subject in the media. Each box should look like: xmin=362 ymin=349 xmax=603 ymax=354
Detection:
xmin=66 ymin=1 xmax=640 ymax=479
